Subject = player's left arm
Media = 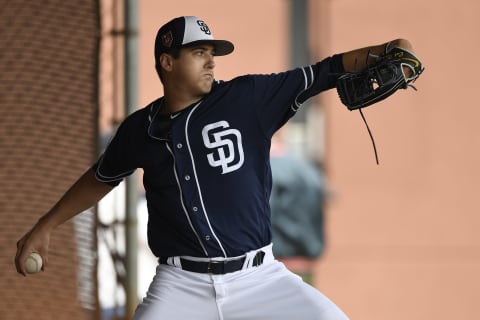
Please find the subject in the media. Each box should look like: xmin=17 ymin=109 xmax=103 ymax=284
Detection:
xmin=341 ymin=39 xmax=414 ymax=73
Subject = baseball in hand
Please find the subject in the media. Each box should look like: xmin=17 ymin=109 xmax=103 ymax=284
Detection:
xmin=25 ymin=252 xmax=43 ymax=274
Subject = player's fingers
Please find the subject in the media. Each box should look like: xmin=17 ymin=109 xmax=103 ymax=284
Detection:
xmin=33 ymin=242 xmax=49 ymax=272
xmin=15 ymin=236 xmax=29 ymax=276
xmin=402 ymin=65 xmax=414 ymax=78
xmin=38 ymin=239 xmax=50 ymax=272
xmin=15 ymin=226 xmax=51 ymax=275
xmin=40 ymin=251 xmax=48 ymax=271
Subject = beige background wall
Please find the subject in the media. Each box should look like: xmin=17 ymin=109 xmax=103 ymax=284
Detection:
xmin=318 ymin=1 xmax=480 ymax=319
xmin=130 ymin=1 xmax=479 ymax=319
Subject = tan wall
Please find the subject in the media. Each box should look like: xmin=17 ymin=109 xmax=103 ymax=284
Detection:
xmin=134 ymin=1 xmax=480 ymax=319
xmin=318 ymin=1 xmax=480 ymax=319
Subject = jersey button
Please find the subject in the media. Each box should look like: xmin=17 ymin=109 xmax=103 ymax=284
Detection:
xmin=192 ymin=206 xmax=198 ymax=212
xmin=176 ymin=143 xmax=183 ymax=149
xmin=205 ymin=235 xmax=211 ymax=241
xmin=184 ymin=174 xmax=191 ymax=181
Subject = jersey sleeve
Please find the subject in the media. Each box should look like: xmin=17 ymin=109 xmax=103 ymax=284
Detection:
xmin=253 ymin=54 xmax=344 ymax=136
xmin=93 ymin=111 xmax=145 ymax=186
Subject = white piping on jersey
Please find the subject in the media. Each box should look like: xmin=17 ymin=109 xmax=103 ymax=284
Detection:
xmin=291 ymin=65 xmax=315 ymax=112
xmin=147 ymin=101 xmax=157 ymax=123
xmin=166 ymin=142 xmax=209 ymax=256
xmin=96 ymin=103 xmax=159 ymax=183
xmin=95 ymin=154 xmax=135 ymax=182
xmin=185 ymin=102 xmax=228 ymax=258
xmin=147 ymin=100 xmax=209 ymax=255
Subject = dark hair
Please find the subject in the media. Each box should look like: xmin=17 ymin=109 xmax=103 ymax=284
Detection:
xmin=155 ymin=48 xmax=181 ymax=81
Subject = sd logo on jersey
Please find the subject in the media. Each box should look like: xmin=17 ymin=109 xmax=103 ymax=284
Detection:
xmin=202 ymin=121 xmax=244 ymax=174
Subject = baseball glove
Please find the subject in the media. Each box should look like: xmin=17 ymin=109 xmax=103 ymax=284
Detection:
xmin=336 ymin=46 xmax=424 ymax=110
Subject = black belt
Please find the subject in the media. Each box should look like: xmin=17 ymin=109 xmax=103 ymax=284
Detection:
xmin=159 ymin=251 xmax=265 ymax=275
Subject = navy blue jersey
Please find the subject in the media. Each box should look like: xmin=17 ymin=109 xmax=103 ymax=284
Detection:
xmin=94 ymin=54 xmax=344 ymax=258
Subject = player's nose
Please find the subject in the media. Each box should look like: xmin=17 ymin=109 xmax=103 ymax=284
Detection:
xmin=206 ymin=54 xmax=215 ymax=69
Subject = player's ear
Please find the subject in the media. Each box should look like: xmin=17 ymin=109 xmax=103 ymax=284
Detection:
xmin=159 ymin=53 xmax=174 ymax=73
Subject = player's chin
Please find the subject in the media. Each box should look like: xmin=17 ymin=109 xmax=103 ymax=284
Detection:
xmin=198 ymin=81 xmax=213 ymax=95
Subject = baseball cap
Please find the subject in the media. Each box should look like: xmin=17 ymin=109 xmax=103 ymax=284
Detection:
xmin=154 ymin=16 xmax=234 ymax=63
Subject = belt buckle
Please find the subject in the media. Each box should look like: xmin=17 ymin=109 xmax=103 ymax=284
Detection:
xmin=207 ymin=260 xmax=223 ymax=274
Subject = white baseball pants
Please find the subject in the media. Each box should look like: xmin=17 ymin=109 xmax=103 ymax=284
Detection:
xmin=132 ymin=246 xmax=349 ymax=320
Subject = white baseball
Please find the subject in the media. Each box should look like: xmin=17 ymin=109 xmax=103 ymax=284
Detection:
xmin=25 ymin=252 xmax=43 ymax=274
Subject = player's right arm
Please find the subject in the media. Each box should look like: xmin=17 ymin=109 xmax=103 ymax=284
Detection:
xmin=15 ymin=167 xmax=114 ymax=276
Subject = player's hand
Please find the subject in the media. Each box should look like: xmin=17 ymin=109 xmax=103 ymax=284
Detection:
xmin=389 ymin=38 xmax=414 ymax=53
xmin=15 ymin=224 xmax=51 ymax=276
